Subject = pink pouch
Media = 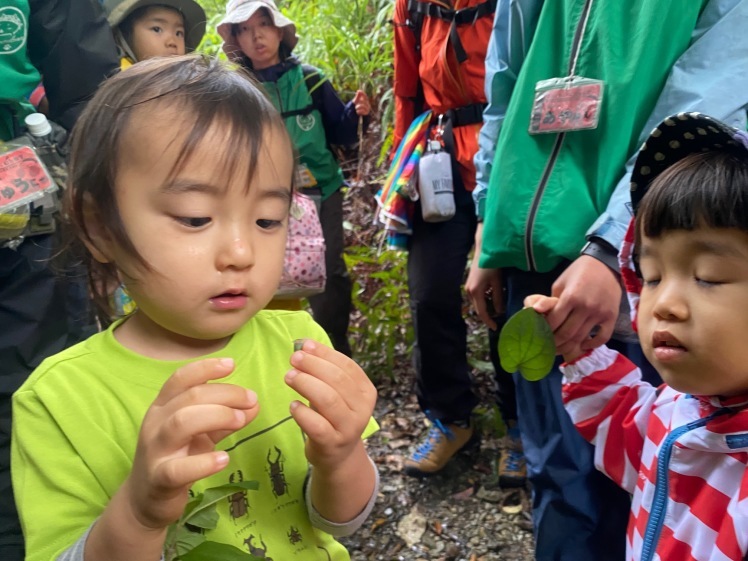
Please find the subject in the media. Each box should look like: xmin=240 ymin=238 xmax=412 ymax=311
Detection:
xmin=275 ymin=192 xmax=327 ymax=299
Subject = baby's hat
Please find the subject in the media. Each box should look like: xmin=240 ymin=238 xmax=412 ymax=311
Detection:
xmin=619 ymin=113 xmax=748 ymax=333
xmin=102 ymin=0 xmax=207 ymax=52
xmin=629 ymin=112 xmax=748 ymax=215
xmin=217 ymin=0 xmax=299 ymax=62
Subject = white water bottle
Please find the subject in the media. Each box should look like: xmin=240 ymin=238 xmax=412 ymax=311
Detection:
xmin=418 ymin=139 xmax=455 ymax=222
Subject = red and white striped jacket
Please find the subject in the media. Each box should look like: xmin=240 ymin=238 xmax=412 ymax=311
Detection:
xmin=562 ymin=346 xmax=748 ymax=561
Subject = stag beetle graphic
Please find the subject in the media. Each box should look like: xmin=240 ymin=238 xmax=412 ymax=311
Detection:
xmin=287 ymin=526 xmax=302 ymax=545
xmin=228 ymin=470 xmax=249 ymax=521
xmin=244 ymin=534 xmax=273 ymax=560
xmin=266 ymin=446 xmax=288 ymax=497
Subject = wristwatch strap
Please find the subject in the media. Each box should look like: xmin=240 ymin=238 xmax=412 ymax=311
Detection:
xmin=580 ymin=238 xmax=620 ymax=274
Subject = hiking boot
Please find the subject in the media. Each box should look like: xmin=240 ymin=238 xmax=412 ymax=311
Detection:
xmin=498 ymin=422 xmax=527 ymax=488
xmin=404 ymin=419 xmax=475 ymax=477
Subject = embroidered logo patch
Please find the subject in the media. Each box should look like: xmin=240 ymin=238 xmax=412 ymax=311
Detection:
xmin=296 ymin=114 xmax=315 ymax=132
xmin=0 ymin=7 xmax=27 ymax=55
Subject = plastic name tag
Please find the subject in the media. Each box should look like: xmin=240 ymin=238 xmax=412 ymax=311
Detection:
xmin=0 ymin=146 xmax=57 ymax=212
xmin=295 ymin=163 xmax=318 ymax=188
xmin=529 ymin=76 xmax=604 ymax=134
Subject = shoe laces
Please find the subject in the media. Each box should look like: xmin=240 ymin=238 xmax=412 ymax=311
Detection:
xmin=411 ymin=419 xmax=455 ymax=461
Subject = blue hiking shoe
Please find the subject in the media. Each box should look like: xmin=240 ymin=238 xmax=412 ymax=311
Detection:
xmin=404 ymin=417 xmax=475 ymax=477
xmin=498 ymin=422 xmax=527 ymax=488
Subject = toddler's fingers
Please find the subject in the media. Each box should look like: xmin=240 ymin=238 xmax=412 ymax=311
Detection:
xmin=169 ymin=383 xmax=257 ymax=413
xmin=159 ymin=404 xmax=250 ymax=450
xmin=288 ymin=400 xmax=335 ymax=444
xmin=153 ymin=451 xmax=230 ymax=490
xmin=285 ymin=369 xmax=352 ymax=430
xmin=290 ymin=342 xmax=376 ymax=414
xmin=156 ymin=358 xmax=235 ymax=405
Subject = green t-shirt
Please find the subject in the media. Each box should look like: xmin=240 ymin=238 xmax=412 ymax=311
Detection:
xmin=12 ymin=310 xmax=376 ymax=561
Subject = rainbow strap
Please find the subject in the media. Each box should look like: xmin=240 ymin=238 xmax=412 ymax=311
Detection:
xmin=375 ymin=110 xmax=432 ymax=249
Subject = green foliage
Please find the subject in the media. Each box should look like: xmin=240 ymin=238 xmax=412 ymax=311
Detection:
xmin=195 ymin=2 xmax=229 ymax=58
xmin=498 ymin=308 xmax=556 ymax=381
xmin=195 ymin=0 xmax=395 ymax=135
xmin=346 ymin=242 xmax=413 ymax=376
xmin=164 ymin=481 xmax=260 ymax=561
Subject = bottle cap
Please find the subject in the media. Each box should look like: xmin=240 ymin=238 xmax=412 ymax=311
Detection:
xmin=24 ymin=113 xmax=52 ymax=137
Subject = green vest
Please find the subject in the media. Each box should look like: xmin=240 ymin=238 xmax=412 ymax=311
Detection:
xmin=481 ymin=0 xmax=708 ymax=272
xmin=0 ymin=0 xmax=41 ymax=141
xmin=261 ymin=64 xmax=344 ymax=200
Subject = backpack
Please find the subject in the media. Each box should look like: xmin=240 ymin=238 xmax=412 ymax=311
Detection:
xmin=403 ymin=0 xmax=495 ymax=188
xmin=275 ymin=191 xmax=327 ymax=300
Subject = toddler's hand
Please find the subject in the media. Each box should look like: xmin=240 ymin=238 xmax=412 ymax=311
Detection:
xmin=285 ymin=340 xmax=376 ymax=470
xmin=126 ymin=358 xmax=259 ymax=530
xmin=353 ymin=90 xmax=371 ymax=116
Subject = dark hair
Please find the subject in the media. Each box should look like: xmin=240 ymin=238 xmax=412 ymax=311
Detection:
xmin=119 ymin=4 xmax=185 ymax=45
xmin=66 ymin=54 xmax=292 ymax=321
xmin=636 ymin=150 xmax=748 ymax=241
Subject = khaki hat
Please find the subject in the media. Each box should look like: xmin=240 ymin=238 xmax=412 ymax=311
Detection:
xmin=217 ymin=0 xmax=298 ymax=62
xmin=103 ymin=0 xmax=207 ymax=52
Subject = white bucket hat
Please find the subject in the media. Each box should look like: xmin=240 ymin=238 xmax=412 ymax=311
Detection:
xmin=102 ymin=0 xmax=207 ymax=53
xmin=217 ymin=0 xmax=298 ymax=62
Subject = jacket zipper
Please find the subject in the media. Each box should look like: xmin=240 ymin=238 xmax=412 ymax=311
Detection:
xmin=523 ymin=0 xmax=594 ymax=271
xmin=640 ymin=408 xmax=731 ymax=561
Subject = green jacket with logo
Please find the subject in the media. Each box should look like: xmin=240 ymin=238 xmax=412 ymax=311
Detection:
xmin=0 ymin=0 xmax=118 ymax=141
xmin=257 ymin=62 xmax=345 ymax=200
xmin=479 ymin=0 xmax=709 ymax=272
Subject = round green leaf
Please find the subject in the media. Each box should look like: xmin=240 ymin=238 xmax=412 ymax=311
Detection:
xmin=498 ymin=307 xmax=556 ymax=381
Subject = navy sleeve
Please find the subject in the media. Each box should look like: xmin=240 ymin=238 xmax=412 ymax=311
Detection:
xmin=317 ymin=80 xmax=369 ymax=146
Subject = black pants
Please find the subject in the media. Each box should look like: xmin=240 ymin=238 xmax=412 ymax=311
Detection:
xmin=0 ymin=234 xmax=93 ymax=561
xmin=407 ymin=194 xmax=517 ymax=425
xmin=308 ymin=189 xmax=353 ymax=357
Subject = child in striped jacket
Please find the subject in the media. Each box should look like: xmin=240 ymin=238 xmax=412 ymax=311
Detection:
xmin=527 ymin=113 xmax=748 ymax=561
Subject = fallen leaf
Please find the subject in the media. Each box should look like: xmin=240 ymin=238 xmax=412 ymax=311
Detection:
xmin=502 ymin=504 xmax=523 ymax=515
xmin=451 ymin=486 xmax=474 ymax=501
xmin=370 ymin=518 xmax=387 ymax=532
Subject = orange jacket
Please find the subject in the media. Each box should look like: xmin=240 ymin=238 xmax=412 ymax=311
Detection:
xmin=393 ymin=0 xmax=493 ymax=192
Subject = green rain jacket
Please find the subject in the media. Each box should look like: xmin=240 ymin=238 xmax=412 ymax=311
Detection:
xmin=478 ymin=0 xmax=711 ymax=272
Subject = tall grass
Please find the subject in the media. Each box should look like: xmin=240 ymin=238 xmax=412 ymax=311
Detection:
xmin=196 ymin=0 xmax=394 ymax=127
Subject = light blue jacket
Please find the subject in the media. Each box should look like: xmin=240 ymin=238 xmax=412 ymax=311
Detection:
xmin=474 ymin=0 xmax=748 ymax=256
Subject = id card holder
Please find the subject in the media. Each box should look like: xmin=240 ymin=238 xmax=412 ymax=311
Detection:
xmin=0 ymin=145 xmax=57 ymax=213
xmin=529 ymin=76 xmax=604 ymax=135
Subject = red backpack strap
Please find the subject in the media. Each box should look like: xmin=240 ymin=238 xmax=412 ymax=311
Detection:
xmin=406 ymin=0 xmax=497 ymax=63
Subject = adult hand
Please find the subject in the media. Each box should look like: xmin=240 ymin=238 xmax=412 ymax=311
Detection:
xmin=353 ymin=90 xmax=371 ymax=116
xmin=285 ymin=339 xmax=377 ymax=469
xmin=547 ymin=255 xmax=621 ymax=358
xmin=465 ymin=222 xmax=503 ymax=330
xmin=127 ymin=358 xmax=259 ymax=530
